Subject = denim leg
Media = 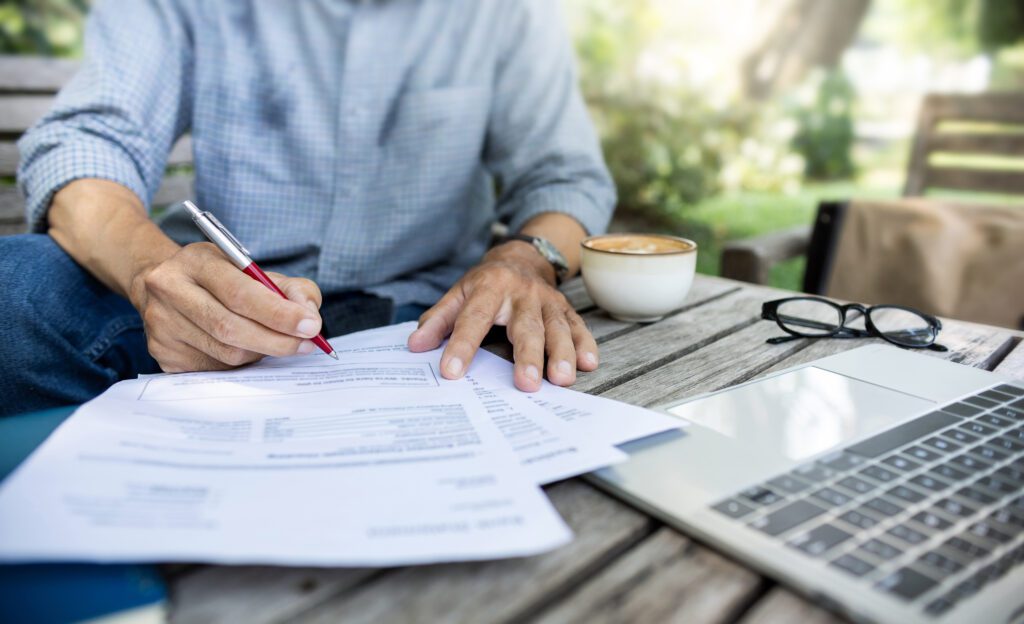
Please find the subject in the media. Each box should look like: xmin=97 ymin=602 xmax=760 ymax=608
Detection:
xmin=0 ymin=234 xmax=159 ymax=417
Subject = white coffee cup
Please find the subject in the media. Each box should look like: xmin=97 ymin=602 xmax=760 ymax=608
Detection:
xmin=580 ymin=234 xmax=698 ymax=323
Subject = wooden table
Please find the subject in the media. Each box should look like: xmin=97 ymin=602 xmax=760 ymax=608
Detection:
xmin=168 ymin=275 xmax=1024 ymax=623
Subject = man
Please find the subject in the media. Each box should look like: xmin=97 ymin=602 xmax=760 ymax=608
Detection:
xmin=0 ymin=0 xmax=615 ymax=416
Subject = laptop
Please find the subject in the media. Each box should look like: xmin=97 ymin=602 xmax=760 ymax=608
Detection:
xmin=589 ymin=344 xmax=1024 ymax=624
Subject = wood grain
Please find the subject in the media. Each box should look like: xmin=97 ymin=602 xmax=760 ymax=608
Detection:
xmin=533 ymin=528 xmax=762 ymax=624
xmin=993 ymin=338 xmax=1024 ymax=381
xmin=286 ymin=481 xmax=653 ymax=624
xmin=738 ymin=587 xmax=844 ymax=624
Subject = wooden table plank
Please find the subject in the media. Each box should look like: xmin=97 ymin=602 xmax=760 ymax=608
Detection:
xmin=283 ymin=481 xmax=654 ymax=624
xmin=532 ymin=528 xmax=763 ymax=624
xmin=993 ymin=338 xmax=1024 ymax=380
xmin=171 ymin=567 xmax=377 ymax=624
xmin=738 ymin=587 xmax=843 ymax=624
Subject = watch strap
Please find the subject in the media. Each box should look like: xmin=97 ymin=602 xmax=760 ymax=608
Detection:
xmin=498 ymin=234 xmax=570 ymax=284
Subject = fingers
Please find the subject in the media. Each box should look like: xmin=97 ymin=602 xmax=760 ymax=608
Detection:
xmin=145 ymin=308 xmax=261 ymax=372
xmin=183 ymin=247 xmax=321 ymax=339
xmin=543 ymin=304 xmax=577 ymax=387
xmin=567 ymin=310 xmax=599 ymax=372
xmin=271 ymin=273 xmax=323 ymax=315
xmin=408 ymin=290 xmax=463 ymax=353
xmin=439 ymin=290 xmax=503 ymax=380
xmin=507 ymin=300 xmax=546 ymax=392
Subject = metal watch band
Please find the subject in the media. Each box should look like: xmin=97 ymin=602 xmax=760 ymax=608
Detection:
xmin=498 ymin=233 xmax=570 ymax=284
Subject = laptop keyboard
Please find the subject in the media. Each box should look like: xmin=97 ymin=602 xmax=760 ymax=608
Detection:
xmin=711 ymin=383 xmax=1024 ymax=618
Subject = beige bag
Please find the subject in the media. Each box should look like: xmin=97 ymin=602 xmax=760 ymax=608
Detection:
xmin=826 ymin=199 xmax=1024 ymax=330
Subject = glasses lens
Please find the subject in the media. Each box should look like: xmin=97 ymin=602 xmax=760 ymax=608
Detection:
xmin=869 ymin=306 xmax=936 ymax=347
xmin=775 ymin=299 xmax=843 ymax=336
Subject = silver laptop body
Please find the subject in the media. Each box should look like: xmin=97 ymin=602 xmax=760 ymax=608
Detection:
xmin=590 ymin=345 xmax=1024 ymax=624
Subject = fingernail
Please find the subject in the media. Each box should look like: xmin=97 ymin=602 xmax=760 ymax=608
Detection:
xmin=296 ymin=318 xmax=319 ymax=337
xmin=557 ymin=360 xmax=573 ymax=376
xmin=446 ymin=357 xmax=464 ymax=377
xmin=297 ymin=340 xmax=316 ymax=355
xmin=583 ymin=352 xmax=598 ymax=366
xmin=525 ymin=365 xmax=540 ymax=382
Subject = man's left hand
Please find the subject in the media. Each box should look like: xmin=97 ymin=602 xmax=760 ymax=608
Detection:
xmin=407 ymin=241 xmax=598 ymax=391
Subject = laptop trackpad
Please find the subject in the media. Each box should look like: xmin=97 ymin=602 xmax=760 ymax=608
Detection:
xmin=666 ymin=367 xmax=934 ymax=462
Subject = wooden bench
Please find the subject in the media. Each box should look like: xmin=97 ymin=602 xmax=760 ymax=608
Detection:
xmin=0 ymin=54 xmax=194 ymax=236
xmin=721 ymin=92 xmax=1024 ymax=286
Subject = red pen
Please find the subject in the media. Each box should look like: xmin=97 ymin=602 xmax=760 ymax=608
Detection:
xmin=182 ymin=200 xmax=338 ymax=359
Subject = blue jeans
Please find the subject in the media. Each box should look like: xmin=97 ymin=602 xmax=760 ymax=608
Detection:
xmin=0 ymin=235 xmax=428 ymax=417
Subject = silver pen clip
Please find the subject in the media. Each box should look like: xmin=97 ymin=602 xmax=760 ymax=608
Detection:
xmin=204 ymin=212 xmax=251 ymax=258
xmin=181 ymin=200 xmax=253 ymax=269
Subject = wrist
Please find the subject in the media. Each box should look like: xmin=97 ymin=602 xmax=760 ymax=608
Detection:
xmin=485 ymin=240 xmax=557 ymax=285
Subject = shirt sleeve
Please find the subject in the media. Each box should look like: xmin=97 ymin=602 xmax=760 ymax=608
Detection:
xmin=484 ymin=0 xmax=616 ymax=236
xmin=16 ymin=0 xmax=193 ymax=232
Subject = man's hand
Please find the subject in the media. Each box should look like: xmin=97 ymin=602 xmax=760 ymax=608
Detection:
xmin=408 ymin=240 xmax=598 ymax=392
xmin=129 ymin=242 xmax=324 ymax=372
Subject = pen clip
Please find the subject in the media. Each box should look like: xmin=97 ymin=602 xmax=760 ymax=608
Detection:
xmin=204 ymin=212 xmax=252 ymax=258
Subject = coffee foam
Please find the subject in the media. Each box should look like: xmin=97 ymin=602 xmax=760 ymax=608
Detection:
xmin=584 ymin=234 xmax=695 ymax=255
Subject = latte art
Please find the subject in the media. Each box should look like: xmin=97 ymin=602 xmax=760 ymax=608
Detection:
xmin=583 ymin=234 xmax=695 ymax=255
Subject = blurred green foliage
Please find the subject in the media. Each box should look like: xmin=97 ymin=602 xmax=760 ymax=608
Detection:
xmin=0 ymin=0 xmax=88 ymax=57
xmin=788 ymin=70 xmax=857 ymax=180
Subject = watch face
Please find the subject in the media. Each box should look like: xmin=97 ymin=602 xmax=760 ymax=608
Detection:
xmin=534 ymin=238 xmax=570 ymax=276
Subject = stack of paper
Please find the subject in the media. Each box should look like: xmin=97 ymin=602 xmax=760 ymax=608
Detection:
xmin=0 ymin=322 xmax=684 ymax=566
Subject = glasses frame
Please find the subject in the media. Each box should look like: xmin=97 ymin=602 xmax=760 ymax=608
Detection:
xmin=761 ymin=296 xmax=947 ymax=352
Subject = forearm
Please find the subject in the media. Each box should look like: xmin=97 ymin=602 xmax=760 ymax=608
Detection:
xmin=486 ymin=212 xmax=587 ymax=285
xmin=47 ymin=178 xmax=180 ymax=303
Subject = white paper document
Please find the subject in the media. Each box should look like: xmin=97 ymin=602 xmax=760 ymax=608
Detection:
xmin=0 ymin=359 xmax=570 ymax=566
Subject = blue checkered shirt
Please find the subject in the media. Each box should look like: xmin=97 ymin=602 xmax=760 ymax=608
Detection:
xmin=18 ymin=0 xmax=615 ymax=306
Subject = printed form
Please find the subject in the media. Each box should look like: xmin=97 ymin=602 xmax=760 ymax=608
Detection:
xmin=0 ymin=359 xmax=570 ymax=566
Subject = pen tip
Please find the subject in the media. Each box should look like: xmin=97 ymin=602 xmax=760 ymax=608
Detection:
xmin=328 ymin=351 xmax=339 ymax=360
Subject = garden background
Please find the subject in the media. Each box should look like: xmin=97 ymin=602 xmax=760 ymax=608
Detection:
xmin=3 ymin=0 xmax=1023 ymax=289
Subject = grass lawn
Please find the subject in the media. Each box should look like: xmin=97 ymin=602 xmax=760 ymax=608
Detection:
xmin=610 ymin=181 xmax=900 ymax=292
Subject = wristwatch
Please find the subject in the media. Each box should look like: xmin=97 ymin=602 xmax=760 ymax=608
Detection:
xmin=499 ymin=234 xmax=570 ymax=284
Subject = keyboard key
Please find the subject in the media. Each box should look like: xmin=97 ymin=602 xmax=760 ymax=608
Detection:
xmin=839 ymin=509 xmax=879 ymax=530
xmin=978 ymin=414 xmax=1015 ymax=429
xmin=817 ymin=451 xmax=865 ymax=472
xmin=924 ymin=598 xmax=956 ymax=616
xmin=949 ymin=453 xmax=992 ymax=472
xmin=931 ymin=462 xmax=970 ymax=482
xmin=887 ymin=523 xmax=928 ymax=545
xmin=876 ymin=567 xmax=937 ymax=601
xmin=859 ymin=538 xmax=903 ymax=560
xmin=980 ymin=389 xmax=1016 ymax=403
xmin=994 ymin=384 xmax=1024 ymax=397
xmin=960 ymin=421 xmax=997 ymax=436
xmin=830 ymin=553 xmax=875 ymax=577
xmin=836 ymin=476 xmax=876 ymax=495
xmin=996 ymin=464 xmax=1024 ymax=484
xmin=903 ymin=445 xmax=942 ymax=463
xmin=909 ymin=474 xmax=950 ymax=493
xmin=865 ymin=497 xmax=902 ymax=517
xmin=767 ymin=474 xmax=812 ymax=494
xmin=887 ymin=485 xmax=927 ymax=504
xmin=811 ymin=487 xmax=851 ymax=508
xmin=933 ymin=498 xmax=977 ymax=519
xmin=989 ymin=436 xmax=1024 ymax=452
xmin=942 ymin=402 xmax=984 ymax=417
xmin=989 ymin=509 xmax=1024 ymax=534
xmin=993 ymin=407 xmax=1024 ymax=421
xmin=740 ymin=486 xmax=784 ymax=506
xmin=912 ymin=510 xmax=952 ymax=531
xmin=846 ymin=412 xmax=960 ymax=458
xmin=923 ymin=436 xmax=961 ymax=454
xmin=971 ymin=443 xmax=1010 ymax=462
xmin=860 ymin=465 xmax=900 ymax=483
xmin=792 ymin=463 xmax=835 ymax=483
xmin=967 ymin=521 xmax=1013 ymax=545
xmin=882 ymin=455 xmax=921 ymax=472
xmin=942 ymin=429 xmax=980 ymax=445
xmin=944 ymin=536 xmax=991 ymax=561
xmin=749 ymin=500 xmax=826 ymax=536
xmin=1014 ymin=397 xmax=1024 ymax=409
xmin=918 ymin=550 xmax=965 ymax=576
xmin=788 ymin=523 xmax=852 ymax=556
xmin=712 ymin=498 xmax=755 ymax=519
xmin=956 ymin=486 xmax=997 ymax=506
xmin=964 ymin=395 xmax=999 ymax=409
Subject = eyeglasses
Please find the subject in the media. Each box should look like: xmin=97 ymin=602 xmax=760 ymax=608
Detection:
xmin=761 ymin=296 xmax=948 ymax=352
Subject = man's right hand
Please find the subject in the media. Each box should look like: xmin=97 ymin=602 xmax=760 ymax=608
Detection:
xmin=128 ymin=242 xmax=325 ymax=372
